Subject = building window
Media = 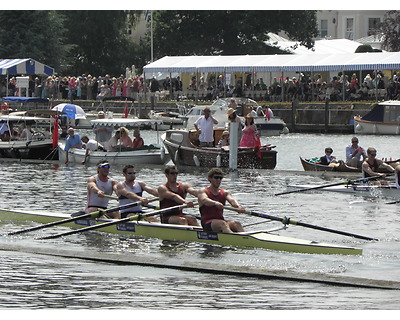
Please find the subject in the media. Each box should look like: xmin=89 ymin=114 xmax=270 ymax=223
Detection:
xmin=368 ymin=18 xmax=381 ymax=36
xmin=320 ymin=19 xmax=328 ymax=38
xmin=346 ymin=18 xmax=354 ymax=40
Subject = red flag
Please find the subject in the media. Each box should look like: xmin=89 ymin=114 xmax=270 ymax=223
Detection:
xmin=265 ymin=108 xmax=271 ymax=121
xmin=52 ymin=116 xmax=58 ymax=149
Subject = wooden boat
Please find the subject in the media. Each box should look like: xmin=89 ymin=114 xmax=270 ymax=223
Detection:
xmin=0 ymin=208 xmax=362 ymax=255
xmin=183 ymin=98 xmax=288 ymax=136
xmin=0 ymin=110 xmax=58 ymax=160
xmin=162 ymin=128 xmax=277 ymax=169
xmin=354 ymin=100 xmax=400 ymax=135
xmin=286 ymin=183 xmax=400 ymax=201
xmin=300 ymin=157 xmax=399 ymax=173
xmin=58 ymin=142 xmax=170 ymax=165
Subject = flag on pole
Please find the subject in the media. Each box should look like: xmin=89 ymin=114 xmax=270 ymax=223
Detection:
xmin=123 ymin=103 xmax=129 ymax=118
xmin=255 ymin=134 xmax=262 ymax=159
xmin=52 ymin=116 xmax=58 ymax=149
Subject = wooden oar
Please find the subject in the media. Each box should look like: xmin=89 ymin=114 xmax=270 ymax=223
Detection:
xmin=224 ymin=206 xmax=378 ymax=241
xmin=7 ymin=197 xmax=159 ymax=236
xmin=38 ymin=202 xmax=197 ymax=240
xmin=274 ymin=176 xmax=384 ymax=196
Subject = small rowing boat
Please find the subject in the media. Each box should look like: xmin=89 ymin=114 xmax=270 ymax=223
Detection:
xmin=0 ymin=208 xmax=362 ymax=255
xmin=286 ymin=183 xmax=400 ymax=201
xmin=300 ymin=157 xmax=399 ymax=173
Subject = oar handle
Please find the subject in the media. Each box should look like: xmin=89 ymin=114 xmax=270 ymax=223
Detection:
xmin=223 ymin=206 xmax=378 ymax=241
xmin=38 ymin=202 xmax=197 ymax=240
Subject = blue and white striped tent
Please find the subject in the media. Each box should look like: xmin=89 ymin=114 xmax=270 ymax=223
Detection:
xmin=143 ymin=52 xmax=400 ymax=75
xmin=0 ymin=58 xmax=55 ymax=76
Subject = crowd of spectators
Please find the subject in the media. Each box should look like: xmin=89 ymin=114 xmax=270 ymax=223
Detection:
xmin=1 ymin=70 xmax=399 ymax=102
xmin=0 ymin=74 xmax=145 ymax=101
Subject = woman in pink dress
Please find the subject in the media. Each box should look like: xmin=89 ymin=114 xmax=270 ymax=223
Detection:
xmin=239 ymin=114 xmax=258 ymax=147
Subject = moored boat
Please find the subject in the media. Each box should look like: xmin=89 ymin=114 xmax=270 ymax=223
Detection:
xmin=162 ymin=128 xmax=277 ymax=169
xmin=58 ymin=142 xmax=169 ymax=166
xmin=0 ymin=208 xmax=362 ymax=255
xmin=354 ymin=100 xmax=400 ymax=135
xmin=183 ymin=98 xmax=288 ymax=136
xmin=0 ymin=110 xmax=58 ymax=160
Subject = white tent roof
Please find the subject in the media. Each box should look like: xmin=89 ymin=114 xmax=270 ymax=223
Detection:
xmin=143 ymin=52 xmax=400 ymax=74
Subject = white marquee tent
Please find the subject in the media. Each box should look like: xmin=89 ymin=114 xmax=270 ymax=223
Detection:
xmin=143 ymin=52 xmax=400 ymax=75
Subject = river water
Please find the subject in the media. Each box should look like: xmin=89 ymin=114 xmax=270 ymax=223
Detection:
xmin=0 ymin=130 xmax=400 ymax=311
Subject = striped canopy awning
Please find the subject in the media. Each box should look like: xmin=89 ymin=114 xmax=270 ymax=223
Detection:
xmin=144 ymin=52 xmax=400 ymax=74
xmin=0 ymin=58 xmax=55 ymax=76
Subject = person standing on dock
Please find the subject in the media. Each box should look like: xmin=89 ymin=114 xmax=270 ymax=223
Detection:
xmin=158 ymin=165 xmax=199 ymax=226
xmin=115 ymin=165 xmax=159 ymax=219
xmin=197 ymin=168 xmax=245 ymax=233
xmin=346 ymin=137 xmax=367 ymax=168
xmin=194 ymin=107 xmax=218 ymax=147
xmin=86 ymin=160 xmax=119 ymax=219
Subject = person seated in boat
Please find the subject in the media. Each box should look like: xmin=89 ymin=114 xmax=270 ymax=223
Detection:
xmin=158 ymin=165 xmax=199 ymax=226
xmin=239 ymin=114 xmax=259 ymax=148
xmin=81 ymin=136 xmax=105 ymax=165
xmin=131 ymin=129 xmax=144 ymax=148
xmin=64 ymin=128 xmax=83 ymax=164
xmin=119 ymin=126 xmax=133 ymax=148
xmin=20 ymin=124 xmax=34 ymax=141
xmin=116 ymin=165 xmax=159 ymax=220
xmin=85 ymin=160 xmax=119 ymax=219
xmin=346 ymin=137 xmax=366 ymax=168
xmin=107 ymin=130 xmax=121 ymax=152
xmin=361 ymin=147 xmax=396 ymax=184
xmin=318 ymin=147 xmax=339 ymax=167
xmin=197 ymin=168 xmax=245 ymax=233
xmin=217 ymin=130 xmax=230 ymax=150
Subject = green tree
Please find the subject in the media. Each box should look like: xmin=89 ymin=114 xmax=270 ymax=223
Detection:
xmin=151 ymin=10 xmax=318 ymax=59
xmin=62 ymin=10 xmax=142 ymax=76
xmin=0 ymin=11 xmax=70 ymax=72
xmin=377 ymin=10 xmax=400 ymax=52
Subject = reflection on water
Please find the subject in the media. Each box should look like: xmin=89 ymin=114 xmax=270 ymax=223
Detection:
xmin=1 ymin=132 xmax=400 ymax=309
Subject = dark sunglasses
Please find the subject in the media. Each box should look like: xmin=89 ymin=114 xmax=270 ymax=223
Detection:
xmin=213 ymin=175 xmax=223 ymax=180
xmin=126 ymin=171 xmax=136 ymax=175
xmin=169 ymin=172 xmax=179 ymax=175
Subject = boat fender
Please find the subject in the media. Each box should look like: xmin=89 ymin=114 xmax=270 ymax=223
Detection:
xmin=216 ymin=154 xmax=221 ymax=167
xmin=355 ymin=124 xmax=362 ymax=133
xmin=373 ymin=124 xmax=377 ymax=134
xmin=396 ymin=126 xmax=400 ymax=135
xmin=282 ymin=126 xmax=289 ymax=134
xmin=174 ymin=148 xmax=179 ymax=162
xmin=160 ymin=146 xmax=165 ymax=161
xmin=193 ymin=154 xmax=200 ymax=167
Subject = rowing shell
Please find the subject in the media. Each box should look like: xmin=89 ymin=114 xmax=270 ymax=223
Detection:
xmin=0 ymin=209 xmax=362 ymax=255
xmin=286 ymin=184 xmax=400 ymax=200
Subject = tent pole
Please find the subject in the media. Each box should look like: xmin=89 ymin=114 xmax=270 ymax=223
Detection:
xmin=6 ymin=73 xmax=9 ymax=97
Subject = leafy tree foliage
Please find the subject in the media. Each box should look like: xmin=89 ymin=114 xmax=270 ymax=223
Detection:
xmin=377 ymin=10 xmax=400 ymax=52
xmin=0 ymin=11 xmax=70 ymax=71
xmin=151 ymin=11 xmax=318 ymax=59
xmin=61 ymin=10 xmax=141 ymax=76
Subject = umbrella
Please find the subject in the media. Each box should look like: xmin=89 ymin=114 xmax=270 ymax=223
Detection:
xmin=52 ymin=103 xmax=86 ymax=119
